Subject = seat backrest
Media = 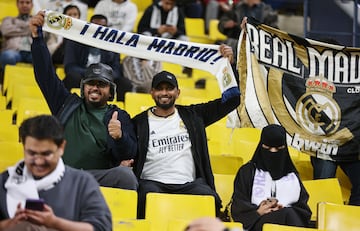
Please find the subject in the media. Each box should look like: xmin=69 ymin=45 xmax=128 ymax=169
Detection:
xmin=133 ymin=11 xmax=144 ymax=33
xmin=318 ymin=202 xmax=360 ymax=231
xmin=167 ymin=219 xmax=243 ymax=231
xmin=0 ymin=1 xmax=18 ymax=24
xmin=223 ymin=221 xmax=243 ymax=230
xmin=184 ymin=18 xmax=212 ymax=43
xmin=213 ymin=174 xmax=235 ymax=209
xmin=2 ymin=64 xmax=35 ymax=96
xmin=145 ymin=193 xmax=215 ymax=231
xmin=10 ymin=85 xmax=44 ymax=111
xmin=263 ymin=223 xmax=320 ymax=231
xmin=0 ymin=124 xmax=19 ymax=142
xmin=302 ymin=178 xmax=343 ymax=221
xmin=99 ymin=186 xmax=138 ymax=221
xmin=0 ymin=141 xmax=23 ymax=172
xmin=15 ymin=98 xmax=51 ymax=127
xmin=124 ymin=92 xmax=154 ymax=118
xmin=0 ymin=110 xmax=14 ymax=125
xmin=232 ymin=128 xmax=261 ymax=163
xmin=0 ymin=96 xmax=6 ymax=110
xmin=208 ymin=19 xmax=227 ymax=42
xmin=209 ymin=154 xmax=243 ymax=175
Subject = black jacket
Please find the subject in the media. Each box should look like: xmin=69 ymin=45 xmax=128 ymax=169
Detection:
xmin=132 ymin=94 xmax=240 ymax=189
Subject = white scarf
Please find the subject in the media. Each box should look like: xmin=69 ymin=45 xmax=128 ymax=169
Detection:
xmin=150 ymin=3 xmax=179 ymax=29
xmin=251 ymin=169 xmax=301 ymax=207
xmin=5 ymin=159 xmax=65 ymax=218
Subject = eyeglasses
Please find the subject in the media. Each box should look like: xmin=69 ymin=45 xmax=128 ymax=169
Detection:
xmin=24 ymin=149 xmax=57 ymax=159
xmin=85 ymin=80 xmax=110 ymax=88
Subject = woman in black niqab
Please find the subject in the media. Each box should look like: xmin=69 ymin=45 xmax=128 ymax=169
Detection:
xmin=230 ymin=124 xmax=312 ymax=231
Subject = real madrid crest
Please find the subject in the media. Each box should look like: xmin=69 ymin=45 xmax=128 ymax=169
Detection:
xmin=222 ymin=67 xmax=232 ymax=88
xmin=295 ymin=75 xmax=341 ymax=136
xmin=46 ymin=12 xmax=73 ymax=30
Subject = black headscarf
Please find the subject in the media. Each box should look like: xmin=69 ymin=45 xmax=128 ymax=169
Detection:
xmin=251 ymin=124 xmax=298 ymax=180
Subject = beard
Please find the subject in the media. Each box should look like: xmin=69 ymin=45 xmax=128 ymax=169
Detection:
xmin=155 ymin=98 xmax=175 ymax=110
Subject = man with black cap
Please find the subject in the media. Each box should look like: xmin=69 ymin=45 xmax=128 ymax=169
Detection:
xmin=28 ymin=11 xmax=138 ymax=190
xmin=231 ymin=124 xmax=311 ymax=231
xmin=132 ymin=63 xmax=241 ymax=218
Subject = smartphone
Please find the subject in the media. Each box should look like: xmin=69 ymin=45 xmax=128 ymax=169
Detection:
xmin=25 ymin=198 xmax=45 ymax=211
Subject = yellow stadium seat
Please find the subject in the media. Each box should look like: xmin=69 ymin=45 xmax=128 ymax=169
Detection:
xmin=56 ymin=66 xmax=66 ymax=81
xmin=317 ymin=202 xmax=360 ymax=231
xmin=132 ymin=0 xmax=153 ymax=12
xmin=208 ymin=19 xmax=227 ymax=42
xmin=210 ymin=154 xmax=242 ymax=175
xmin=178 ymin=96 xmax=207 ymax=106
xmin=206 ymin=124 xmax=233 ymax=143
xmin=10 ymin=85 xmax=44 ymax=111
xmin=263 ymin=223 xmax=320 ymax=231
xmin=15 ymin=98 xmax=51 ymax=127
xmin=162 ymin=62 xmax=184 ymax=77
xmin=111 ymin=101 xmax=125 ymax=110
xmin=208 ymin=139 xmax=237 ymax=156
xmin=124 ymin=92 xmax=154 ymax=118
xmin=0 ymin=1 xmax=18 ymax=24
xmin=0 ymin=124 xmax=19 ymax=143
xmin=336 ymin=168 xmax=351 ymax=205
xmin=214 ymin=173 xmax=235 ymax=215
xmin=176 ymin=77 xmax=195 ymax=88
xmin=133 ymin=11 xmax=144 ymax=33
xmin=205 ymin=78 xmax=221 ymax=99
xmin=100 ymin=187 xmax=138 ymax=221
xmin=0 ymin=141 xmax=23 ymax=172
xmin=185 ymin=18 xmax=212 ymax=44
xmin=178 ymin=87 xmax=208 ymax=101
xmin=2 ymin=64 xmax=35 ymax=96
xmin=292 ymin=152 xmax=313 ymax=181
xmin=223 ymin=221 xmax=243 ymax=230
xmin=70 ymin=88 xmax=81 ymax=96
xmin=167 ymin=218 xmax=243 ymax=231
xmin=302 ymin=178 xmax=344 ymax=221
xmin=232 ymin=128 xmax=261 ymax=163
xmin=113 ymin=219 xmax=150 ymax=231
xmin=87 ymin=7 xmax=94 ymax=22
xmin=145 ymin=193 xmax=215 ymax=231
xmin=0 ymin=96 xmax=6 ymax=110
xmin=0 ymin=109 xmax=14 ymax=125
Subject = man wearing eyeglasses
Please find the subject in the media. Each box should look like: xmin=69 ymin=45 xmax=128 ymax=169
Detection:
xmin=0 ymin=115 xmax=112 ymax=231
xmin=28 ymin=11 xmax=138 ymax=191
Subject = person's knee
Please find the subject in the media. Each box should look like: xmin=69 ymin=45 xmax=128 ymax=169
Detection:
xmin=104 ymin=167 xmax=138 ymax=190
xmin=0 ymin=50 xmax=19 ymax=65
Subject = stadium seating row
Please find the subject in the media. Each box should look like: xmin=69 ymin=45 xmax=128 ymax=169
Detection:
xmin=99 ymin=182 xmax=359 ymax=231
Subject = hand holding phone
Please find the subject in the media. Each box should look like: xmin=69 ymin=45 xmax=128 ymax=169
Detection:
xmin=25 ymin=198 xmax=45 ymax=211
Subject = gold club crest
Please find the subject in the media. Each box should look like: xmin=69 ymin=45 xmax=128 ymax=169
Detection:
xmin=46 ymin=12 xmax=73 ymax=30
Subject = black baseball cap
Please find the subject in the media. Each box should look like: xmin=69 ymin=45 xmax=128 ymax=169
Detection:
xmin=83 ymin=63 xmax=114 ymax=84
xmin=151 ymin=71 xmax=178 ymax=88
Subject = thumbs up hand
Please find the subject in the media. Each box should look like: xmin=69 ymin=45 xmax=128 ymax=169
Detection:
xmin=108 ymin=111 xmax=122 ymax=139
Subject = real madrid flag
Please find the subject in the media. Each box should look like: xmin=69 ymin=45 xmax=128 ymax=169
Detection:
xmin=237 ymin=18 xmax=360 ymax=161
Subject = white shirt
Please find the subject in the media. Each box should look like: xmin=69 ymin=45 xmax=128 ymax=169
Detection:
xmin=94 ymin=0 xmax=138 ymax=32
xmin=141 ymin=109 xmax=195 ymax=184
